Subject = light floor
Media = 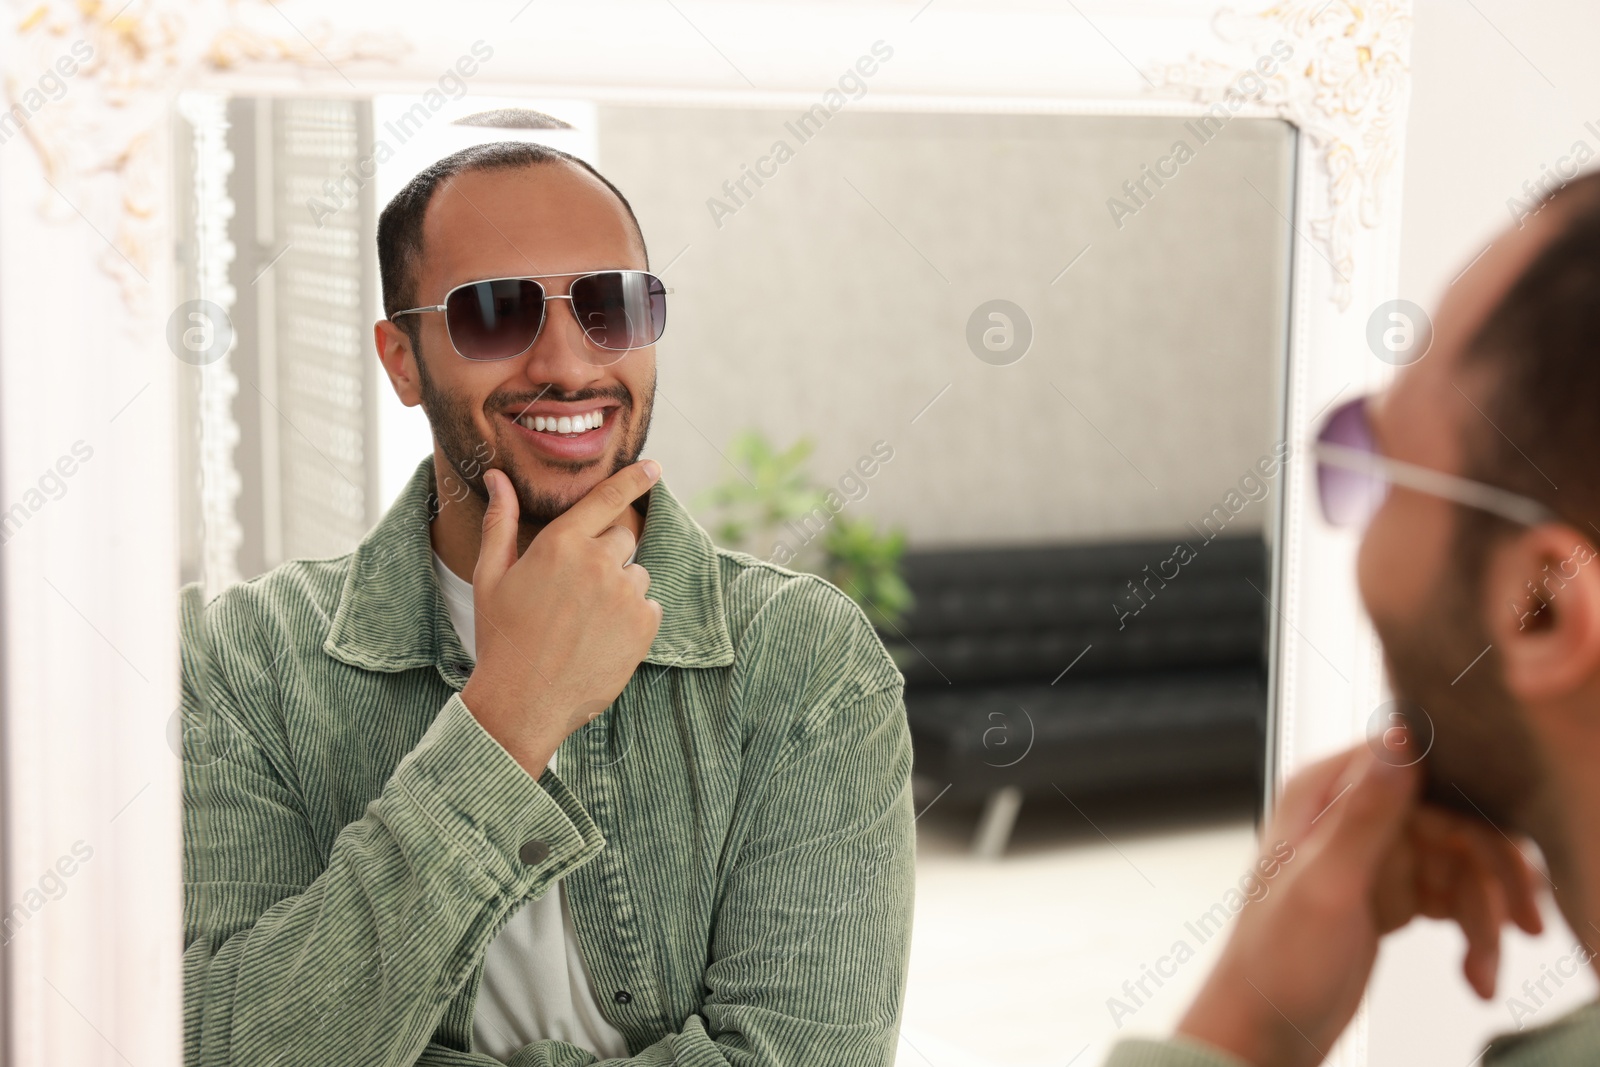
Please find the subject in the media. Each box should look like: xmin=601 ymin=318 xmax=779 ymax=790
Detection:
xmin=897 ymin=787 xmax=1259 ymax=1067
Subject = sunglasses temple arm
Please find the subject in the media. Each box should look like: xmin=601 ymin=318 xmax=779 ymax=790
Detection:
xmin=1316 ymin=443 xmax=1556 ymax=527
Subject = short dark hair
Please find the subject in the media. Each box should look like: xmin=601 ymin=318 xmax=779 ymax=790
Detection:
xmin=1446 ymin=171 xmax=1600 ymax=598
xmin=376 ymin=140 xmax=648 ymax=345
xmin=1458 ymin=172 xmax=1600 ymax=529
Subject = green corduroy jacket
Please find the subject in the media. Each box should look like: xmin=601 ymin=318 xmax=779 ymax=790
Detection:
xmin=180 ymin=456 xmax=915 ymax=1067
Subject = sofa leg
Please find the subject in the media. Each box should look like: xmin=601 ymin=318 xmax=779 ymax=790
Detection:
xmin=972 ymin=786 xmax=1023 ymax=859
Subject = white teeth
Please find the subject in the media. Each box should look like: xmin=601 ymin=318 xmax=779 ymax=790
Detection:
xmin=517 ymin=410 xmax=606 ymax=434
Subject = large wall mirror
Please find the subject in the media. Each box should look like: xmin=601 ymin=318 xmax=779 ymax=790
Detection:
xmin=0 ymin=3 xmax=1412 ymax=1064
xmin=173 ymin=92 xmax=1293 ymax=1061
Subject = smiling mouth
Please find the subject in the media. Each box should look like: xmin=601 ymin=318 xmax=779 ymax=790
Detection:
xmin=511 ymin=409 xmax=607 ymax=437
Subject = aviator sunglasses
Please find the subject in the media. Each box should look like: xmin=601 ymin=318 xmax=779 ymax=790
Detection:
xmin=390 ymin=269 xmax=671 ymax=367
xmin=1314 ymin=394 xmax=1557 ymax=528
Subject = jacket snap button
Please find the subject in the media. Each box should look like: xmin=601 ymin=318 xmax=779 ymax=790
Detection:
xmin=517 ymin=839 xmax=550 ymax=865
xmin=613 ymin=990 xmax=633 ymax=1005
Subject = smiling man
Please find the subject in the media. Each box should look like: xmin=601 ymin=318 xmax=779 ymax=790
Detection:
xmin=1104 ymin=174 xmax=1600 ymax=1066
xmin=180 ymin=137 xmax=914 ymax=1066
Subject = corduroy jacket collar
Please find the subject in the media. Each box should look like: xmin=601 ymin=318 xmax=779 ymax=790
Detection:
xmin=322 ymin=457 xmax=736 ymax=679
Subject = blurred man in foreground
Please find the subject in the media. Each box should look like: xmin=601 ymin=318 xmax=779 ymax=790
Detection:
xmin=1109 ymin=172 xmax=1600 ymax=1066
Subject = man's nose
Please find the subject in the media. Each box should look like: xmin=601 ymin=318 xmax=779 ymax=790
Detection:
xmin=520 ymin=297 xmax=604 ymax=387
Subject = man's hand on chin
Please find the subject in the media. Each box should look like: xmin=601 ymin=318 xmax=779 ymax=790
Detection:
xmin=1174 ymin=740 xmax=1545 ymax=1067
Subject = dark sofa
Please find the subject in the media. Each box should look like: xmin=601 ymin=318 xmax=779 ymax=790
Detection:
xmin=887 ymin=533 xmax=1270 ymax=856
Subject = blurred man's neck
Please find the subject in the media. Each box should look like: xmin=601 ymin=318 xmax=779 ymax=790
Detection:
xmin=1522 ymin=710 xmax=1600 ymax=981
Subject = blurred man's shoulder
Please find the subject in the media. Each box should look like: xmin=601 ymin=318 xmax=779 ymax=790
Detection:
xmin=1486 ymin=998 xmax=1600 ymax=1066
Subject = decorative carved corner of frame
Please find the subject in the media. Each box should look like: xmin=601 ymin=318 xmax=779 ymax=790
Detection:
xmin=1145 ymin=0 xmax=1414 ymax=310
xmin=5 ymin=0 xmax=404 ymax=307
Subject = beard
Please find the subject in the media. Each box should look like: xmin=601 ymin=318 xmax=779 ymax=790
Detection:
xmin=1372 ymin=525 xmax=1546 ymax=833
xmin=414 ymin=341 xmax=655 ymax=526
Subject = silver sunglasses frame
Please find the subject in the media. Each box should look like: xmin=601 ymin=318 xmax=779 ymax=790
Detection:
xmin=390 ymin=269 xmax=673 ymax=361
xmin=1315 ymin=440 xmax=1559 ymax=528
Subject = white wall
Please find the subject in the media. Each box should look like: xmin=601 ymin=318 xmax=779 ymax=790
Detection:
xmin=598 ymin=106 xmax=1294 ymax=551
xmin=1370 ymin=2 xmax=1600 ymax=1063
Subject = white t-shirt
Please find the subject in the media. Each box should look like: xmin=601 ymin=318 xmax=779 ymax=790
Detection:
xmin=432 ymin=553 xmax=631 ymax=1062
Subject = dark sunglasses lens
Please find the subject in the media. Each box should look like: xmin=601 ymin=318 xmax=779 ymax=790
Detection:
xmin=445 ymin=279 xmax=544 ymax=360
xmin=1317 ymin=397 xmax=1388 ymax=526
xmin=568 ymin=272 xmax=667 ymax=358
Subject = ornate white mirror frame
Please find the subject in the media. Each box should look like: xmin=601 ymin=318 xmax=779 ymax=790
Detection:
xmin=0 ymin=1 xmax=1411 ymax=1062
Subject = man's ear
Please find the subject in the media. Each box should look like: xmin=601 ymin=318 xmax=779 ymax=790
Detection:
xmin=1484 ymin=524 xmax=1600 ymax=701
xmin=375 ymin=319 xmax=424 ymax=407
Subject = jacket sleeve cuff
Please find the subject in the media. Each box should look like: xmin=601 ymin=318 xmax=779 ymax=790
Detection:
xmin=384 ymin=694 xmax=606 ymax=895
xmin=1103 ymin=1036 xmax=1256 ymax=1067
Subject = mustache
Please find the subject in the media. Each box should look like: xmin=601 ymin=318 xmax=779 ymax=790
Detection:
xmin=490 ymin=382 xmax=633 ymax=418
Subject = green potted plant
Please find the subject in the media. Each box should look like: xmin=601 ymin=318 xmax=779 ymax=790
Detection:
xmin=696 ymin=430 xmax=823 ymax=552
xmin=820 ymin=516 xmax=913 ymax=633
xmin=696 ymin=430 xmax=914 ymax=634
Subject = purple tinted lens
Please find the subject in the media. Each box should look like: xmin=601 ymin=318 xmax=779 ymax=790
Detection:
xmin=1317 ymin=397 xmax=1389 ymax=526
xmin=569 ymin=271 xmax=667 ymax=353
xmin=445 ymin=279 xmax=544 ymax=360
